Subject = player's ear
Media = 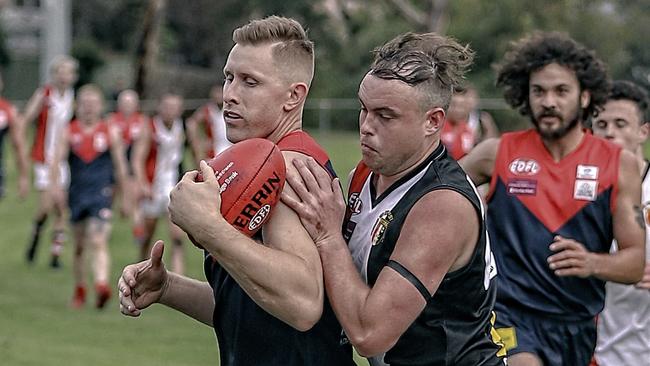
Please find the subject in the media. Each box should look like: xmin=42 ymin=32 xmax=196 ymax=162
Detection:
xmin=580 ymin=90 xmax=591 ymax=109
xmin=639 ymin=121 xmax=649 ymax=144
xmin=425 ymin=107 xmax=445 ymax=137
xmin=284 ymin=82 xmax=308 ymax=112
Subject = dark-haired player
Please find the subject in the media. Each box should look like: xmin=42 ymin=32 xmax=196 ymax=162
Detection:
xmin=592 ymin=80 xmax=650 ymax=366
xmin=283 ymin=32 xmax=504 ymax=366
xmin=460 ymin=32 xmax=645 ymax=366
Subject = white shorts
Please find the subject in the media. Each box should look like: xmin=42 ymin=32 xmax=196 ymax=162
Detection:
xmin=140 ymin=183 xmax=174 ymax=219
xmin=34 ymin=162 xmax=70 ymax=191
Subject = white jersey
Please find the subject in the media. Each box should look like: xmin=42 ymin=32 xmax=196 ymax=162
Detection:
xmin=44 ymin=87 xmax=75 ymax=163
xmin=207 ymin=104 xmax=231 ymax=155
xmin=151 ymin=117 xmax=184 ymax=198
xmin=595 ymin=162 xmax=650 ymax=366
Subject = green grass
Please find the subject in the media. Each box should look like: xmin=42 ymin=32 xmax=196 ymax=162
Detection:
xmin=0 ymin=130 xmax=366 ymax=366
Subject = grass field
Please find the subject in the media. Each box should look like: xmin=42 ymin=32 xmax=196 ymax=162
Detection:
xmin=0 ymin=130 xmax=368 ymax=366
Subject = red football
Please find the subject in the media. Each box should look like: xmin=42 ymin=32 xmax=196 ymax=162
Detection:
xmin=196 ymin=138 xmax=286 ymax=237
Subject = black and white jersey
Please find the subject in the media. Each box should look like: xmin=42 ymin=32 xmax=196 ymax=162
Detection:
xmin=343 ymin=143 xmax=503 ymax=366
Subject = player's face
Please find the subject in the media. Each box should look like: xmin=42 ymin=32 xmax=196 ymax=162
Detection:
xmin=358 ymin=73 xmax=436 ymax=176
xmin=447 ymin=91 xmax=471 ymax=122
xmin=222 ymin=43 xmax=290 ymax=143
xmin=77 ymin=91 xmax=104 ymax=123
xmin=53 ymin=61 xmax=78 ymax=89
xmin=592 ymin=99 xmax=648 ymax=153
xmin=529 ymin=63 xmax=588 ymax=140
xmin=118 ymin=91 xmax=139 ymax=115
xmin=158 ymin=96 xmax=183 ymax=123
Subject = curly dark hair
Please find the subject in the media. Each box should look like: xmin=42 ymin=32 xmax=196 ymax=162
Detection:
xmin=495 ymin=32 xmax=611 ymax=119
xmin=608 ymin=80 xmax=649 ymax=122
xmin=371 ymin=32 xmax=474 ymax=110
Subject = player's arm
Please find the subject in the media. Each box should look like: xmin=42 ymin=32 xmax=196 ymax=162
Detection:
xmin=479 ymin=111 xmax=500 ymax=140
xmin=282 ymin=158 xmax=479 ymax=356
xmin=48 ymin=127 xmax=70 ymax=201
xmin=8 ymin=105 xmax=30 ymax=197
xmin=21 ymin=87 xmax=45 ymax=127
xmin=185 ymin=108 xmax=206 ymax=165
xmin=168 ymin=153 xmax=325 ymax=331
xmin=108 ymin=124 xmax=130 ymax=195
xmin=458 ymin=137 xmax=500 ymax=186
xmin=594 ymin=150 xmax=644 ymax=282
xmin=119 ymin=241 xmax=215 ymax=326
xmin=131 ymin=120 xmax=151 ymax=197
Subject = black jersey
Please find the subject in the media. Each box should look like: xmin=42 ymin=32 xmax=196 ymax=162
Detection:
xmin=343 ymin=143 xmax=503 ymax=366
xmin=204 ymin=131 xmax=354 ymax=366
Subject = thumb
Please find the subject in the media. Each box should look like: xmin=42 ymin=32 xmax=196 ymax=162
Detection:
xmin=199 ymin=160 xmax=217 ymax=183
xmin=150 ymin=240 xmax=165 ymax=269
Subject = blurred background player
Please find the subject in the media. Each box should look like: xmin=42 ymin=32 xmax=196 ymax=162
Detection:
xmin=591 ymin=80 xmax=650 ymax=366
xmin=460 ymin=32 xmax=645 ymax=366
xmin=0 ymin=70 xmax=29 ymax=200
xmin=186 ymin=83 xmax=231 ymax=164
xmin=441 ymin=83 xmax=499 ymax=160
xmin=131 ymin=93 xmax=186 ymax=275
xmin=48 ymin=84 xmax=129 ymax=309
xmin=106 ymin=89 xmax=147 ymax=242
xmin=23 ymin=55 xmax=78 ymax=268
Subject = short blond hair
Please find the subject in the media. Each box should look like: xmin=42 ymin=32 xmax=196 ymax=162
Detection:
xmin=49 ymin=55 xmax=79 ymax=75
xmin=233 ymin=16 xmax=314 ymax=85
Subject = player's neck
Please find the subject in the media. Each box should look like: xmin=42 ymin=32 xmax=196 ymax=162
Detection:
xmin=80 ymin=118 xmax=99 ymax=131
xmin=540 ymin=125 xmax=585 ymax=162
xmin=265 ymin=113 xmax=302 ymax=144
xmin=52 ymin=84 xmax=70 ymax=95
xmin=634 ymin=146 xmax=646 ymax=174
xmin=374 ymin=140 xmax=440 ymax=195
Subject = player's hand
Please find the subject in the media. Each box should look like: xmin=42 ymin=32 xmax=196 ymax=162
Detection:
xmin=118 ymin=240 xmax=168 ymax=317
xmin=547 ymin=235 xmax=596 ymax=278
xmin=635 ymin=263 xmax=650 ymax=290
xmin=281 ymin=157 xmax=346 ymax=247
xmin=140 ymin=183 xmax=152 ymax=200
xmin=168 ymin=160 xmax=223 ymax=244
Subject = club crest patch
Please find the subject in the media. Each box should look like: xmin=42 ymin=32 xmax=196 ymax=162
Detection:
xmin=576 ymin=165 xmax=598 ymax=180
xmin=371 ymin=210 xmax=393 ymax=246
xmin=574 ymin=179 xmax=598 ymax=201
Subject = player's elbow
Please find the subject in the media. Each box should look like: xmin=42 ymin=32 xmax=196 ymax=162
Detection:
xmin=289 ymin=296 xmax=323 ymax=332
xmin=285 ymin=308 xmax=321 ymax=332
xmin=349 ymin=332 xmax=397 ymax=357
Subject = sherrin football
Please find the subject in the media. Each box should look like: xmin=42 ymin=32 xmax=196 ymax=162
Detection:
xmin=196 ymin=138 xmax=286 ymax=237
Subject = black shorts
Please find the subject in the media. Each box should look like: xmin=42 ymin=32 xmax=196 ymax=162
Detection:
xmin=494 ymin=306 xmax=596 ymax=366
xmin=69 ymin=197 xmax=112 ymax=223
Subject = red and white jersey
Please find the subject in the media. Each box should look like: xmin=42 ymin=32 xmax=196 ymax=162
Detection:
xmin=31 ymin=85 xmax=75 ymax=163
xmin=107 ymin=111 xmax=145 ymax=147
xmin=201 ymin=103 xmax=231 ymax=157
xmin=144 ymin=117 xmax=184 ymax=193
xmin=441 ymin=119 xmax=476 ymax=160
xmin=0 ymin=97 xmax=16 ymax=131
xmin=595 ymin=162 xmax=650 ymax=365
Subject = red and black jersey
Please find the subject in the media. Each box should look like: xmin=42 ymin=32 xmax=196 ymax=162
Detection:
xmin=487 ymin=129 xmax=621 ymax=320
xmin=108 ymin=111 xmax=145 ymax=148
xmin=441 ymin=119 xmax=476 ymax=160
xmin=203 ymin=130 xmax=353 ymax=366
xmin=67 ymin=120 xmax=114 ymax=203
